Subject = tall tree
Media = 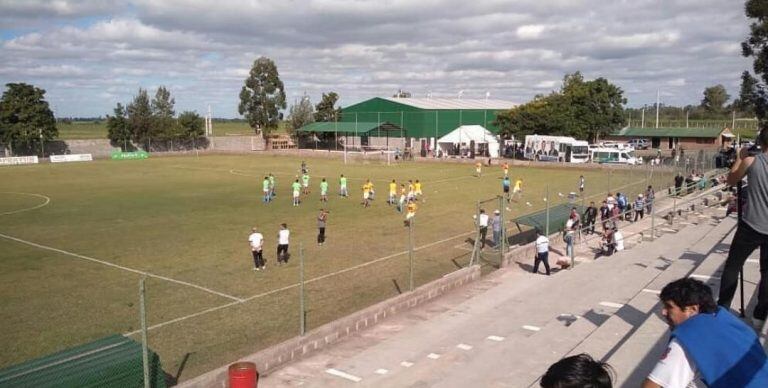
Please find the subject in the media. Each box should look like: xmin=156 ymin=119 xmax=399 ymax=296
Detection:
xmin=289 ymin=95 xmax=314 ymax=132
xmin=742 ymin=0 xmax=768 ymax=126
xmin=177 ymin=111 xmax=204 ymax=139
xmin=0 ymin=83 xmax=57 ymax=156
xmin=238 ymin=57 xmax=286 ymax=136
xmin=106 ymin=102 xmax=131 ymax=150
xmin=734 ymin=71 xmax=759 ymax=115
xmin=151 ymin=86 xmax=177 ymax=140
xmin=314 ymin=92 xmax=341 ymax=122
xmin=700 ymin=84 xmax=730 ymax=113
xmin=126 ymin=88 xmax=153 ymax=145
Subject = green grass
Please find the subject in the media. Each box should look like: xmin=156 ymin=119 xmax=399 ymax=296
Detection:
xmin=56 ymin=120 xmax=288 ymax=140
xmin=0 ymin=155 xmax=672 ymax=381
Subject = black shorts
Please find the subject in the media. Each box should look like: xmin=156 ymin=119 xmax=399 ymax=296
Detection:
xmin=503 ymin=187 xmax=510 ymax=193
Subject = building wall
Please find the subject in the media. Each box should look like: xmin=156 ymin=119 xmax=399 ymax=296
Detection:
xmin=604 ymin=135 xmax=724 ymax=150
xmin=341 ymin=98 xmax=505 ymax=138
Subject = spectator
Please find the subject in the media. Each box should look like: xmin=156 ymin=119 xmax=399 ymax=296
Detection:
xmin=616 ymin=192 xmax=627 ymax=220
xmin=599 ymin=200 xmax=610 ymax=229
xmin=643 ymin=277 xmax=768 ymax=388
xmin=317 ymin=208 xmax=328 ymax=246
xmin=533 ymin=229 xmax=550 ymax=276
xmin=613 ymin=226 xmax=624 ymax=252
xmin=718 ymin=129 xmax=768 ymax=330
xmin=248 ymin=227 xmax=265 ymax=271
xmin=601 ymin=226 xmax=615 ymax=256
xmin=491 ymin=209 xmax=503 ymax=249
xmin=564 ymin=218 xmax=575 ymax=259
xmin=476 ymin=209 xmax=489 ymax=249
xmin=645 ymin=185 xmax=655 ymax=214
xmin=674 ymin=173 xmax=684 ymax=196
xmin=276 ymin=223 xmax=290 ymax=265
xmin=541 ymin=353 xmax=614 ymax=388
xmin=583 ymin=201 xmax=598 ymax=235
xmin=634 ymin=194 xmax=645 ymax=221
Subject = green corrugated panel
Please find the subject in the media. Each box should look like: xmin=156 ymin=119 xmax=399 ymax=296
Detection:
xmin=296 ymin=121 xmax=393 ymax=133
xmin=613 ymin=127 xmax=725 ymax=138
xmin=0 ymin=335 xmax=166 ymax=388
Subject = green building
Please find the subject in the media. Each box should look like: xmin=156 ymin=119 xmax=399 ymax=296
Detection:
xmin=339 ymin=97 xmax=515 ymax=139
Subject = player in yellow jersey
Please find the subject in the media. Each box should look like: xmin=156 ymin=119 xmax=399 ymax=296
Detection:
xmin=404 ymin=199 xmax=417 ymax=226
xmin=388 ymin=179 xmax=397 ymax=205
xmin=398 ymin=184 xmax=407 ymax=212
xmin=407 ymin=180 xmax=415 ymax=201
xmin=475 ymin=161 xmax=482 ymax=177
xmin=512 ymin=177 xmax=523 ymax=201
xmin=362 ymin=180 xmax=372 ymax=207
xmin=414 ymin=179 xmax=422 ymax=197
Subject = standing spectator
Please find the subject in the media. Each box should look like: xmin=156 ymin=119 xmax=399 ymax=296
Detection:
xmin=599 ymin=200 xmax=610 ymax=229
xmin=476 ymin=209 xmax=489 ymax=249
xmin=583 ymin=201 xmax=598 ymax=235
xmin=541 ymin=354 xmax=614 ymax=388
xmin=606 ymin=193 xmax=616 ymax=212
xmin=319 ymin=178 xmax=329 ymax=203
xmin=674 ymin=173 xmax=684 ymax=196
xmin=502 ymin=176 xmax=511 ymax=201
xmin=291 ymin=179 xmax=301 ymax=206
xmin=579 ymin=175 xmax=585 ymax=194
xmin=643 ymin=278 xmax=768 ymax=388
xmin=339 ymin=174 xmax=348 ymax=197
xmin=276 ymin=223 xmax=290 ymax=265
xmin=569 ymin=207 xmax=581 ymax=230
xmin=616 ymin=192 xmax=627 ymax=220
xmin=262 ymin=176 xmax=271 ymax=203
xmin=634 ymin=194 xmax=645 ymax=221
xmin=718 ymin=130 xmax=768 ymax=330
xmin=564 ymin=218 xmax=575 ymax=259
xmin=248 ymin=227 xmax=265 ymax=271
xmin=491 ymin=209 xmax=503 ymax=249
xmin=645 ymin=185 xmax=655 ymax=214
xmin=316 ymin=208 xmax=328 ymax=246
xmin=533 ymin=229 xmax=550 ymax=276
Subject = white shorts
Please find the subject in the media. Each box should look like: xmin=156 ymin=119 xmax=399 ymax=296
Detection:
xmin=415 ymin=190 xmax=422 ymax=195
xmin=302 ymin=182 xmax=308 ymax=188
xmin=321 ymin=190 xmax=327 ymax=196
xmin=406 ymin=212 xmax=415 ymax=219
xmin=363 ymin=192 xmax=370 ymax=200
xmin=513 ymin=187 xmax=521 ymax=193
xmin=293 ymin=190 xmax=300 ymax=198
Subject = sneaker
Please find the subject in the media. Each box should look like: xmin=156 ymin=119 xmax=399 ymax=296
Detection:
xmin=262 ymin=266 xmax=266 ymax=270
xmin=253 ymin=267 xmax=259 ymax=271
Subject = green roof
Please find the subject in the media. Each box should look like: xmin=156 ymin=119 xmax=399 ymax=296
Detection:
xmin=0 ymin=335 xmax=166 ymax=388
xmin=612 ymin=127 xmax=728 ymax=138
xmin=296 ymin=121 xmax=404 ymax=134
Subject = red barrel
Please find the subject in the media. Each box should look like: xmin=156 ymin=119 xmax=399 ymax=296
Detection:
xmin=229 ymin=362 xmax=258 ymax=388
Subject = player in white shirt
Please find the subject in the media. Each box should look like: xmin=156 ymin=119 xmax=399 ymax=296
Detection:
xmin=248 ymin=227 xmax=265 ymax=271
xmin=533 ymin=230 xmax=550 ymax=275
xmin=276 ymin=223 xmax=290 ymax=265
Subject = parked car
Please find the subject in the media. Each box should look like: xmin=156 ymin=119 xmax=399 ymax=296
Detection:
xmin=627 ymin=138 xmax=649 ymax=150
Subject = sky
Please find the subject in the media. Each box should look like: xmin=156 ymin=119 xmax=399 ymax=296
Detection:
xmin=0 ymin=0 xmax=754 ymax=118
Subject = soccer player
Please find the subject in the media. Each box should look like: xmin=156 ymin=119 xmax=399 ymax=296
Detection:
xmin=262 ymin=176 xmax=270 ymax=203
xmin=388 ymin=179 xmax=397 ymax=205
xmin=398 ymin=184 xmax=407 ymax=212
xmin=404 ymin=199 xmax=417 ymax=226
xmin=301 ymin=172 xmax=310 ymax=195
xmin=291 ymin=179 xmax=301 ymax=206
xmin=268 ymin=173 xmax=276 ymax=199
xmin=362 ymin=180 xmax=371 ymax=207
xmin=502 ymin=162 xmax=509 ymax=177
xmin=368 ymin=179 xmax=375 ymax=200
xmin=320 ymin=178 xmax=329 ymax=202
xmin=475 ymin=161 xmax=482 ymax=177
xmin=513 ymin=177 xmax=523 ymax=200
xmin=579 ymin=175 xmax=585 ymax=194
xmin=339 ymin=174 xmax=348 ymax=197
xmin=414 ymin=179 xmax=423 ymax=198
xmin=502 ymin=176 xmax=511 ymax=202
xmin=407 ymin=180 xmax=415 ymax=201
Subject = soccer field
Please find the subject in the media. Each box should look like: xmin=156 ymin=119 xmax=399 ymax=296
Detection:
xmin=0 ymin=154 xmax=671 ymax=381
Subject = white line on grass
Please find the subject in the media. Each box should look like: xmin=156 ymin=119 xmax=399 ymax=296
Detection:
xmin=0 ymin=233 xmax=244 ymax=303
xmin=0 ymin=192 xmax=51 ymax=216
xmin=325 ymin=368 xmax=362 ymax=382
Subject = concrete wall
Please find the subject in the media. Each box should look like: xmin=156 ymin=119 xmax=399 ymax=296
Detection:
xmin=179 ymin=265 xmax=481 ymax=388
xmin=38 ymin=136 xmax=265 ymax=158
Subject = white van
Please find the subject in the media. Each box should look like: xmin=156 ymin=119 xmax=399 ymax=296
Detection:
xmin=590 ymin=147 xmax=640 ymax=165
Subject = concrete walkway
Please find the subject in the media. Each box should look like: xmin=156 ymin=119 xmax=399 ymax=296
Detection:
xmin=257 ymin=186 xmax=764 ymax=387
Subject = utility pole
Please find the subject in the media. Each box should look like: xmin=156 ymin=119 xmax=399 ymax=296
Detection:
xmin=641 ymin=108 xmax=645 ymax=128
xmin=655 ymin=89 xmax=660 ymax=129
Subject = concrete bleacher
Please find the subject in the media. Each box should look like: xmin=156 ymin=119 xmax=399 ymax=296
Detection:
xmin=252 ymin=185 xmax=765 ymax=387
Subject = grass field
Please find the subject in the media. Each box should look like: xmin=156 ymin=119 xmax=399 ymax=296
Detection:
xmin=56 ymin=120 xmax=286 ymax=140
xmin=0 ymin=154 xmax=673 ymax=382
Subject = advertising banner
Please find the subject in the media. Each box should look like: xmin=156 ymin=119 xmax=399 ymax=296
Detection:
xmin=0 ymin=156 xmax=39 ymax=166
xmin=111 ymin=151 xmax=149 ymax=160
xmin=50 ymin=154 xmax=93 ymax=163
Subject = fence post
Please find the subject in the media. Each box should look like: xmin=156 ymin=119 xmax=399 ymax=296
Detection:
xmin=299 ymin=242 xmax=306 ymax=335
xmin=607 ymin=168 xmax=612 ymax=195
xmin=408 ymin=219 xmax=414 ymax=291
xmin=651 ymin=197 xmax=656 ymax=241
xmin=139 ymin=277 xmax=150 ymax=388
xmin=470 ymin=200 xmax=481 ymax=266
xmin=499 ymin=196 xmax=506 ymax=258
xmin=545 ymin=185 xmax=550 ymax=236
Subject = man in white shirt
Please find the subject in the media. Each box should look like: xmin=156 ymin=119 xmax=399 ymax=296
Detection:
xmin=614 ymin=228 xmax=624 ymax=252
xmin=276 ymin=223 xmax=290 ymax=265
xmin=477 ymin=209 xmax=490 ymax=249
xmin=533 ymin=229 xmax=550 ymax=276
xmin=248 ymin=227 xmax=265 ymax=271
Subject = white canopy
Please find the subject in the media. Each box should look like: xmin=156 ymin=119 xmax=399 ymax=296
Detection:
xmin=437 ymin=125 xmax=500 ymax=157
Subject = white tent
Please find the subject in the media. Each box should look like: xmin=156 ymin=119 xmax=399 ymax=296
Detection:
xmin=437 ymin=125 xmax=500 ymax=157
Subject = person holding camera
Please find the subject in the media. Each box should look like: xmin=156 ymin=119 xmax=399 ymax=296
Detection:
xmin=717 ymin=130 xmax=768 ymax=329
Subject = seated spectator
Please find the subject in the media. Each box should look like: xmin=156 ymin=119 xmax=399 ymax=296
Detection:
xmin=643 ymin=277 xmax=768 ymax=388
xmin=601 ymin=226 xmax=615 ymax=256
xmin=541 ymin=353 xmax=614 ymax=388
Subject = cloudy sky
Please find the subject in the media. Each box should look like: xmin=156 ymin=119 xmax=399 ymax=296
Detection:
xmin=0 ymin=0 xmax=753 ymax=118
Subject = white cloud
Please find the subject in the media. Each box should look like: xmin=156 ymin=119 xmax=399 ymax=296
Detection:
xmin=516 ymin=25 xmax=546 ymax=40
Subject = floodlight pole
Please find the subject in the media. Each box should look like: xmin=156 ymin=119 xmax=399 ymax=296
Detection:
xmin=408 ymin=219 xmax=414 ymax=291
xmin=545 ymin=185 xmax=551 ymax=236
xmin=139 ymin=277 xmax=150 ymax=388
